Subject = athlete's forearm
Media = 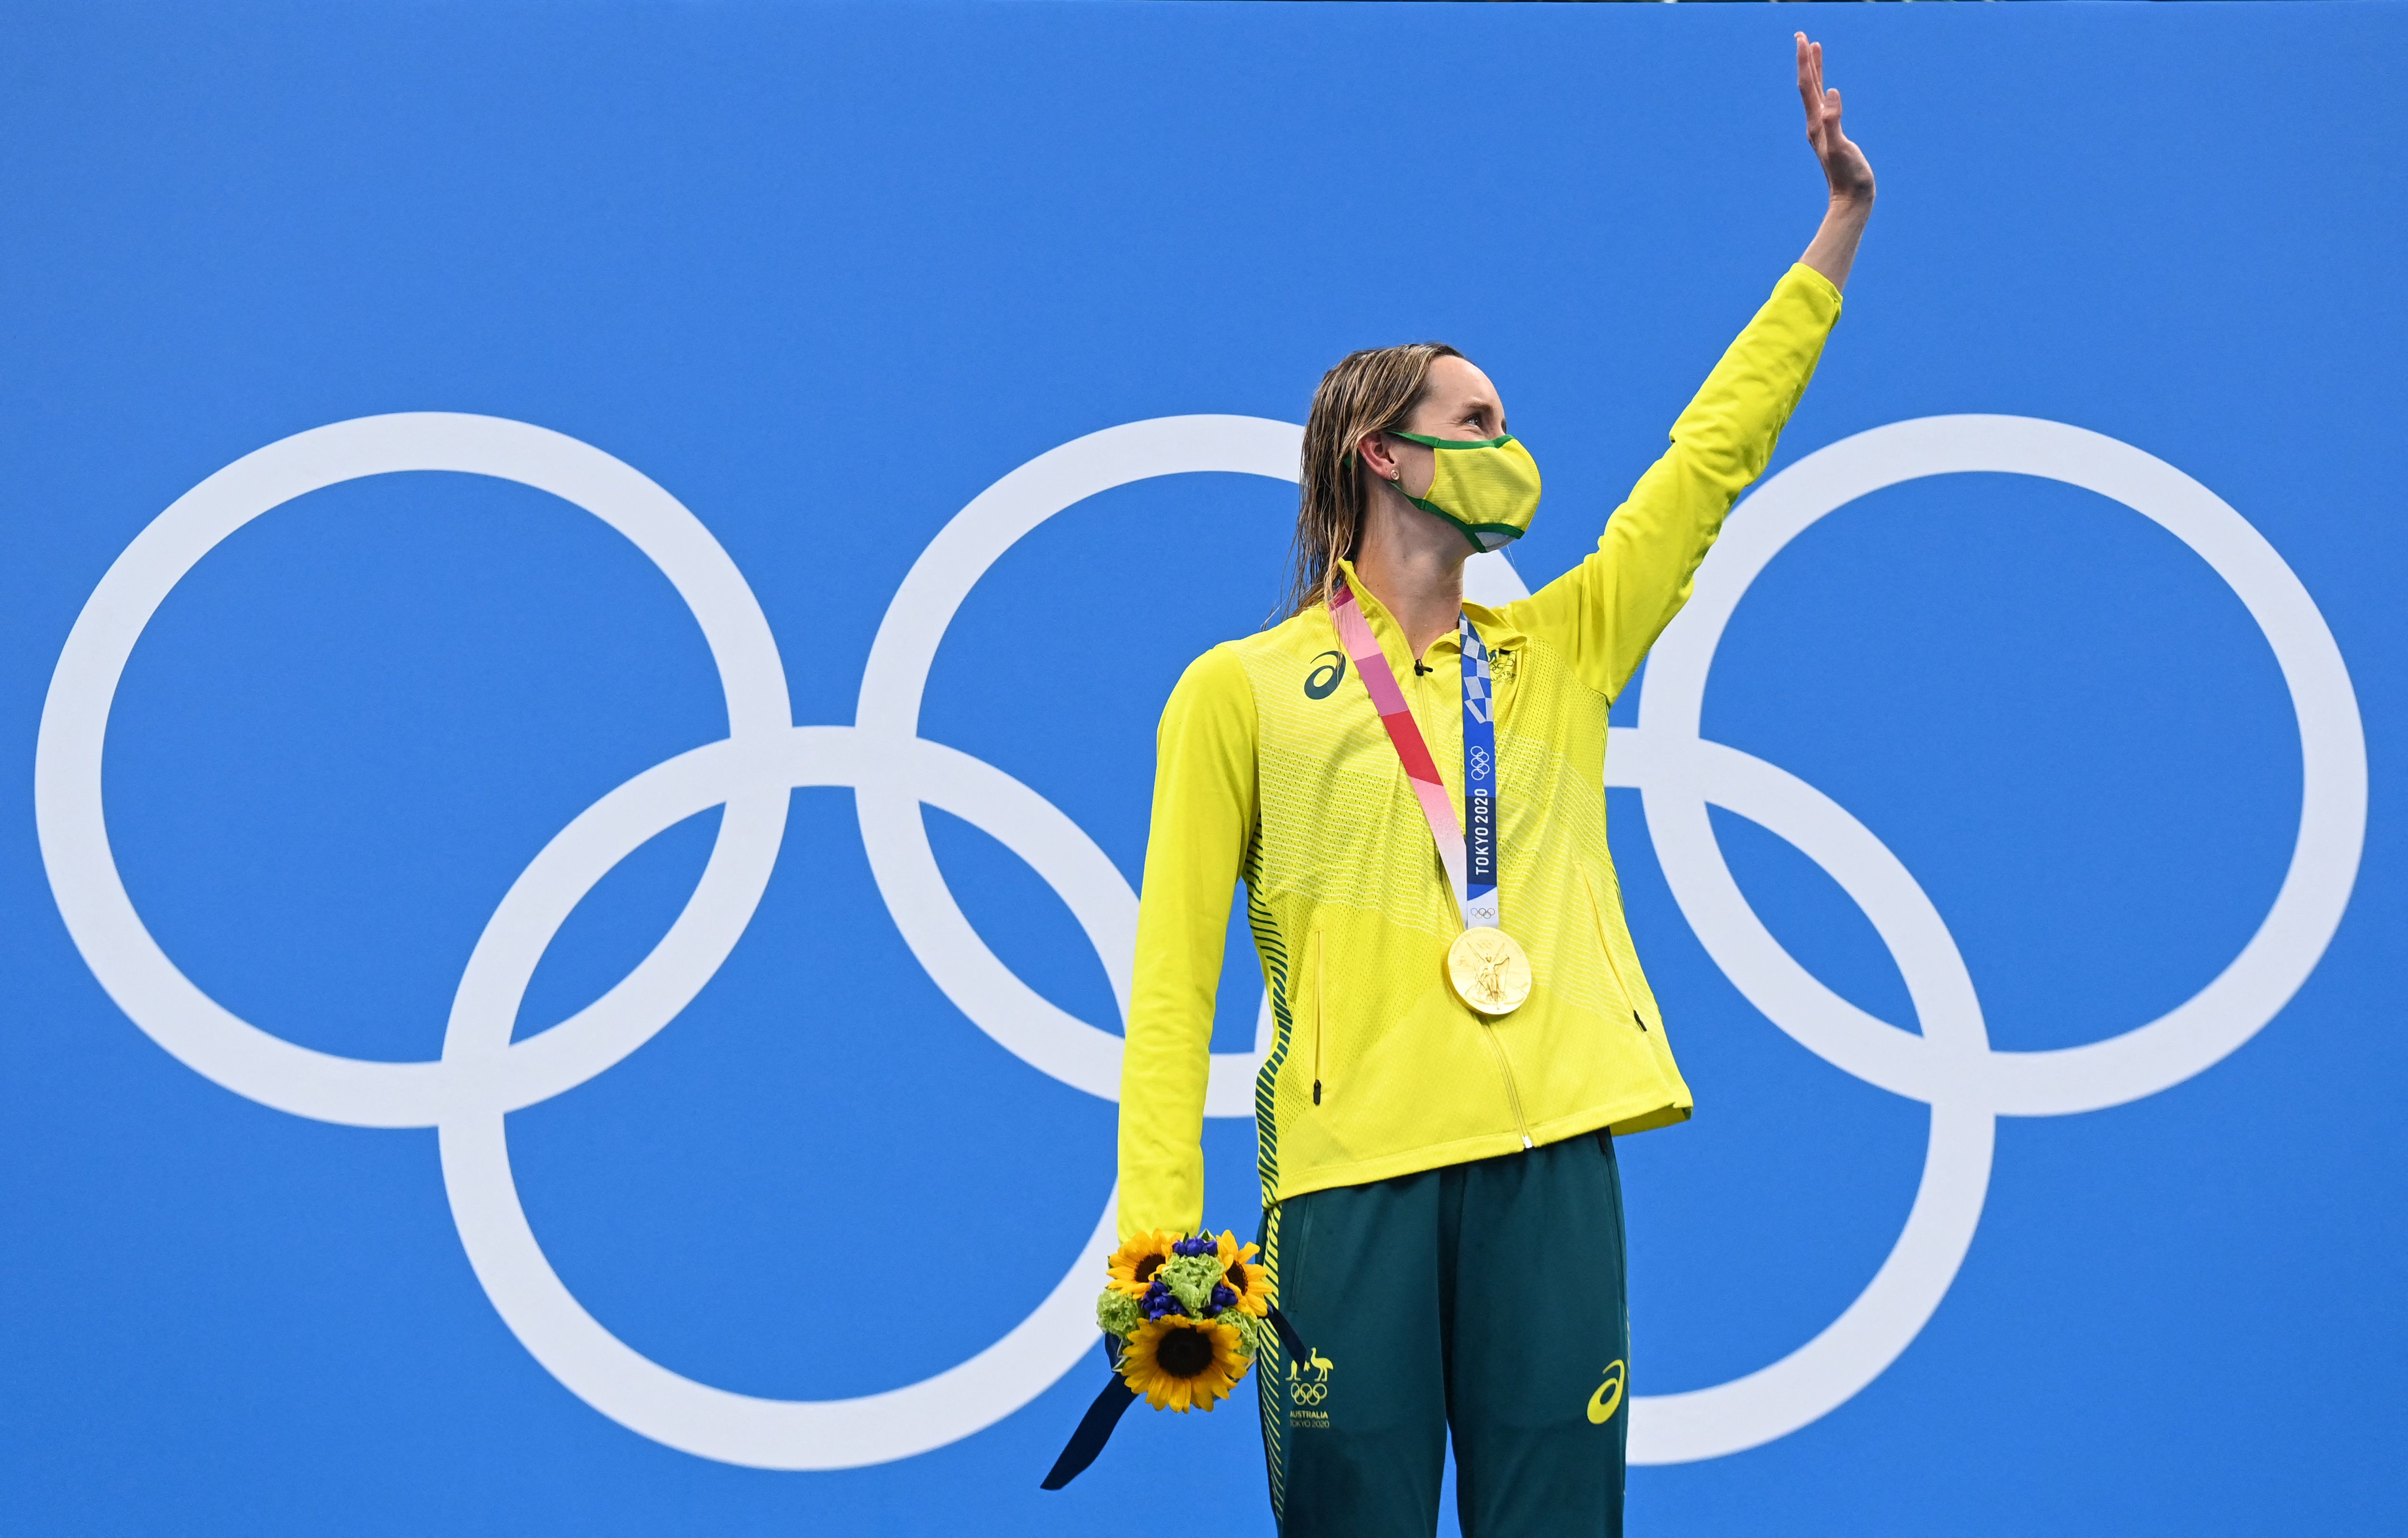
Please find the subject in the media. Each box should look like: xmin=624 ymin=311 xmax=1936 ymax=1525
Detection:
xmin=1508 ymin=266 xmax=1841 ymax=700
xmin=1799 ymin=194 xmax=1873 ymax=293
xmin=1121 ymin=850 xmax=1234 ymax=1239
xmin=1657 ymin=264 xmax=1842 ymax=494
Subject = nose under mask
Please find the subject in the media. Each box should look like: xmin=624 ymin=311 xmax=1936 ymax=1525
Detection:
xmin=1386 ymin=431 xmax=1543 ymax=552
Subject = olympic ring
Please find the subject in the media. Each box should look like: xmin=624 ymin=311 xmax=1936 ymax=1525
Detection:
xmin=852 ymin=414 xmax=1304 ymax=1114
xmin=33 ymin=411 xmax=2361 ymax=1472
xmin=1617 ymin=415 xmax=2366 ymax=1464
xmin=34 ymin=413 xmax=794 ymax=1128
xmin=33 ymin=413 xmax=1301 ymax=1469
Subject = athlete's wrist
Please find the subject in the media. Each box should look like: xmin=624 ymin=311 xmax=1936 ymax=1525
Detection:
xmin=1825 ymin=189 xmax=1874 ymax=222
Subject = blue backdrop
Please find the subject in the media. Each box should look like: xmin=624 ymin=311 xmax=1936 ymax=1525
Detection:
xmin=4 ymin=2 xmax=2403 ymax=1533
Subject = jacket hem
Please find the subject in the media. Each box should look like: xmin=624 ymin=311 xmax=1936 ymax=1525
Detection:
xmin=1270 ymin=1089 xmax=1696 ymax=1204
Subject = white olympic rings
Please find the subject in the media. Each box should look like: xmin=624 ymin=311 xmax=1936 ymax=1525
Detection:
xmin=33 ymin=410 xmax=2362 ymax=1471
xmin=33 ymin=412 xmax=1291 ymax=1469
xmin=1618 ymin=414 xmax=2366 ymax=1463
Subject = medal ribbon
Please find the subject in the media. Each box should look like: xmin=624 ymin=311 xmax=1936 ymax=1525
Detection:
xmin=1460 ymin=615 xmax=1499 ymax=928
xmin=1328 ymin=580 xmax=1500 ymax=930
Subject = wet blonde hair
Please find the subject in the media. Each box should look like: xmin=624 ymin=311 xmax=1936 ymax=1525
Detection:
xmin=1278 ymin=341 xmax=1464 ymax=620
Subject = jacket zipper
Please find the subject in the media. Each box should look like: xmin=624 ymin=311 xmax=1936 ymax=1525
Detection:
xmin=1425 ymin=638 xmax=1532 ymax=1148
xmin=1585 ymin=869 xmax=1651 ymax=1033
xmin=1477 ymin=1018 xmax=1535 ymax=1150
xmin=1309 ymin=931 xmax=1325 ymax=1105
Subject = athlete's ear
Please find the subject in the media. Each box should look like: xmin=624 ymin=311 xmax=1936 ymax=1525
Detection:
xmin=1355 ymin=430 xmax=1403 ymax=485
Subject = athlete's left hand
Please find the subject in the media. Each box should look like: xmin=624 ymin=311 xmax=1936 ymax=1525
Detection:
xmin=1794 ymin=33 xmax=1873 ymax=291
xmin=1797 ymin=33 xmax=1875 ymax=208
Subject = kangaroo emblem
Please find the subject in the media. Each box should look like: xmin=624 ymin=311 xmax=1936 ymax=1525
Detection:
xmin=1289 ymin=1348 xmax=1336 ymax=1406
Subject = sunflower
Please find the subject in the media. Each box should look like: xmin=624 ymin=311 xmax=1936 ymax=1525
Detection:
xmin=1106 ymin=1230 xmax=1179 ymax=1301
xmin=1119 ymin=1315 xmax=1249 ymax=1412
xmin=1214 ymin=1230 xmax=1274 ymax=1318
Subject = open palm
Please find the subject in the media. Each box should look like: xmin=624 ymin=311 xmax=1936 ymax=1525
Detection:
xmin=1798 ymin=33 xmax=1875 ymax=205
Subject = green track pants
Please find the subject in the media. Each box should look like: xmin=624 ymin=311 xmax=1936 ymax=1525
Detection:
xmin=1257 ymin=1130 xmax=1629 ymax=1538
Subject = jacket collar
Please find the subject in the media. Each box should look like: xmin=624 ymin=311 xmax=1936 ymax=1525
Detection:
xmin=1331 ymin=558 xmax=1529 ymax=670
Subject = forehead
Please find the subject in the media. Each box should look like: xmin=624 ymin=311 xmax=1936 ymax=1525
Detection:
xmin=1424 ymin=354 xmax=1501 ymax=407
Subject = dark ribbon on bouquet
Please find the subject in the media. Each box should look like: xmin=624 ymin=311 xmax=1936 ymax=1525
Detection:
xmin=1039 ymin=1305 xmax=1307 ymax=1490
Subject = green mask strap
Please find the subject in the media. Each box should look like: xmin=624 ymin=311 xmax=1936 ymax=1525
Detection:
xmin=1386 ymin=430 xmax=1518 ymax=452
xmin=1341 ymin=429 xmax=1514 ymax=471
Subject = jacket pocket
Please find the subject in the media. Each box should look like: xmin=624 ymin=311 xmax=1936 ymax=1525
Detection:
xmin=1581 ymin=868 xmax=1651 ymax=1034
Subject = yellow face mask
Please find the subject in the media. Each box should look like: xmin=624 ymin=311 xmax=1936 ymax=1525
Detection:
xmin=1387 ymin=431 xmax=1543 ymax=552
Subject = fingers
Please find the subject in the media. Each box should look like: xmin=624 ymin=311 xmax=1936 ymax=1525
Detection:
xmin=1797 ymin=34 xmax=1836 ymax=141
xmin=1796 ymin=34 xmax=1825 ymax=144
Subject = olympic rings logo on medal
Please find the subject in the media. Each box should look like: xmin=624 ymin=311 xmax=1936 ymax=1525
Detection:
xmin=33 ymin=411 xmax=2364 ymax=1471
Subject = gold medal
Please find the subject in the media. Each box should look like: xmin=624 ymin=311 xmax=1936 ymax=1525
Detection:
xmin=1447 ymin=926 xmax=1531 ymax=1017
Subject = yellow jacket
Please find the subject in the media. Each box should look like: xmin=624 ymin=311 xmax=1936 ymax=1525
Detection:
xmin=1118 ymin=264 xmax=1844 ymax=1240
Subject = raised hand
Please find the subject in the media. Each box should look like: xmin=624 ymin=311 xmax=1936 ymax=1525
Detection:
xmin=1798 ymin=32 xmax=1875 ymax=207
xmin=1794 ymin=32 xmax=1874 ymax=291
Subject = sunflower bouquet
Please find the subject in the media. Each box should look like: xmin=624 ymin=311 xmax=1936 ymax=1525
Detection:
xmin=1043 ymin=1225 xmax=1297 ymax=1488
xmin=1097 ymin=1229 xmax=1275 ymax=1412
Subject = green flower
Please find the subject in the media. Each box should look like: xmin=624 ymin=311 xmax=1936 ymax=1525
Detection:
xmin=1095 ymin=1287 xmax=1143 ymax=1340
xmin=1218 ymin=1308 xmax=1265 ymax=1359
xmin=1159 ymin=1253 xmax=1227 ymax=1318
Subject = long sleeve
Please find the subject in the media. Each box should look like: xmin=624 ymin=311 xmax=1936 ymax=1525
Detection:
xmin=1117 ymin=644 xmax=1258 ymax=1241
xmin=1506 ymin=262 xmax=1844 ymax=699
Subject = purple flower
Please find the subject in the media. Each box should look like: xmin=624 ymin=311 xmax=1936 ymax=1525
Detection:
xmin=1172 ymin=1234 xmax=1218 ymax=1258
xmin=1210 ymin=1284 xmax=1238 ymax=1313
xmin=1142 ymin=1279 xmax=1186 ymax=1319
